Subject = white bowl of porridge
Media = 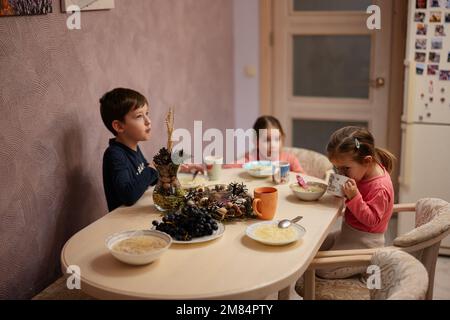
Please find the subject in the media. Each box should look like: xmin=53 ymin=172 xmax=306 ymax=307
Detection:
xmin=290 ymin=182 xmax=327 ymax=201
xmin=106 ymin=230 xmax=172 ymax=265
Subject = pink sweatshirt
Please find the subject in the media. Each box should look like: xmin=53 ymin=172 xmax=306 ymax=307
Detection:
xmin=223 ymin=151 xmax=305 ymax=174
xmin=345 ymin=166 xmax=394 ymax=233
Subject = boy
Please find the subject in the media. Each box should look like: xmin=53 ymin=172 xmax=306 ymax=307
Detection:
xmin=100 ymin=88 xmax=158 ymax=212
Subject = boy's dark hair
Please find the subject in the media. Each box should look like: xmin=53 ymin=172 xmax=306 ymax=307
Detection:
xmin=100 ymin=88 xmax=148 ymax=136
xmin=253 ymin=115 xmax=286 ymax=139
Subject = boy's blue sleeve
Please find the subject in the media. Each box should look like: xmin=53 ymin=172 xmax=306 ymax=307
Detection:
xmin=107 ymin=151 xmax=158 ymax=206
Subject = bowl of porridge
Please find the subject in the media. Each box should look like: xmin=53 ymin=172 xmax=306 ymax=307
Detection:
xmin=106 ymin=230 xmax=172 ymax=265
xmin=290 ymin=181 xmax=327 ymax=201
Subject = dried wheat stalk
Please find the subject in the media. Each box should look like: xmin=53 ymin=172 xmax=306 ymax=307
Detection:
xmin=165 ymin=107 xmax=175 ymax=152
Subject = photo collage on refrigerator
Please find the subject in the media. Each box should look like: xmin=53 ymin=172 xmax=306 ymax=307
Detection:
xmin=415 ymin=0 xmax=450 ymax=80
xmin=414 ymin=0 xmax=450 ymax=122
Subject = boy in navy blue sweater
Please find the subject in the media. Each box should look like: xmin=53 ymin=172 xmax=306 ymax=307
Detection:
xmin=100 ymin=88 xmax=158 ymax=212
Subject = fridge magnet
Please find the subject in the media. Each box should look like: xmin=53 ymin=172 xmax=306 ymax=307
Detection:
xmin=431 ymin=38 xmax=443 ymax=49
xmin=447 ymin=52 xmax=450 ymax=62
xmin=435 ymin=25 xmax=446 ymax=36
xmin=415 ymin=52 xmax=427 ymax=62
xmin=417 ymin=0 xmax=428 ymax=8
xmin=0 ymin=0 xmax=52 ymax=16
xmin=430 ymin=0 xmax=441 ymax=7
xmin=416 ymin=39 xmax=428 ymax=49
xmin=441 ymin=97 xmax=446 ymax=103
xmin=417 ymin=64 xmax=426 ymax=75
xmin=428 ymin=64 xmax=439 ymax=75
xmin=439 ymin=70 xmax=450 ymax=80
xmin=429 ymin=80 xmax=434 ymax=93
xmin=430 ymin=97 xmax=434 ymax=102
xmin=445 ymin=13 xmax=450 ymax=23
xmin=415 ymin=12 xmax=426 ymax=22
xmin=429 ymin=52 xmax=441 ymax=63
xmin=430 ymin=11 xmax=442 ymax=23
xmin=417 ymin=23 xmax=428 ymax=35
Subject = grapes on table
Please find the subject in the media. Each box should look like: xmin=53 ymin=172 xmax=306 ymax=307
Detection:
xmin=152 ymin=205 xmax=219 ymax=241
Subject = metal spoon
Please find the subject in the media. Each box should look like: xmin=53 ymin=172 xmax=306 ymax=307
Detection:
xmin=278 ymin=216 xmax=303 ymax=229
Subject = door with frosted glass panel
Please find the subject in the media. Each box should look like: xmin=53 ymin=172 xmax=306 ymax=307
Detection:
xmin=272 ymin=0 xmax=393 ymax=154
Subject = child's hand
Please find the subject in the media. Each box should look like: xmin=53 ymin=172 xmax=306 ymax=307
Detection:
xmin=180 ymin=164 xmax=205 ymax=175
xmin=343 ymin=179 xmax=359 ymax=200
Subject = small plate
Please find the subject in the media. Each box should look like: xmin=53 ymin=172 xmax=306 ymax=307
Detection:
xmin=152 ymin=222 xmax=225 ymax=244
xmin=178 ymin=173 xmax=208 ymax=189
xmin=246 ymin=220 xmax=306 ymax=246
xmin=243 ymin=161 xmax=273 ymax=178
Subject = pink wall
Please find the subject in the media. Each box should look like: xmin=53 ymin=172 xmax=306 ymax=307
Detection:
xmin=0 ymin=0 xmax=233 ymax=299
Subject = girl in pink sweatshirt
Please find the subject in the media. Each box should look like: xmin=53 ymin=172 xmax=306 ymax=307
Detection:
xmin=180 ymin=116 xmax=305 ymax=174
xmin=316 ymin=126 xmax=395 ymax=279
xmin=223 ymin=116 xmax=305 ymax=173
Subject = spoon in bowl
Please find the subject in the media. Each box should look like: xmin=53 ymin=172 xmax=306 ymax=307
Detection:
xmin=296 ymin=175 xmax=309 ymax=190
xmin=278 ymin=216 xmax=303 ymax=229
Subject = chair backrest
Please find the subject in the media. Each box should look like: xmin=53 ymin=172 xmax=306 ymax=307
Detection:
xmin=370 ymin=249 xmax=428 ymax=300
xmin=414 ymin=198 xmax=450 ymax=227
xmin=393 ymin=198 xmax=450 ymax=299
xmin=283 ymin=147 xmax=333 ymax=180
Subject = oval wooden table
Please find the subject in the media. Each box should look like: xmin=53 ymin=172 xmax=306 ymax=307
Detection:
xmin=61 ymin=169 xmax=343 ymax=299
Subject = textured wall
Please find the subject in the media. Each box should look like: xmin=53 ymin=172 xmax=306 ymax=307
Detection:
xmin=0 ymin=0 xmax=233 ymax=299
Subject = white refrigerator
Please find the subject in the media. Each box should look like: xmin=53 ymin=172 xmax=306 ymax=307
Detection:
xmin=398 ymin=0 xmax=450 ymax=255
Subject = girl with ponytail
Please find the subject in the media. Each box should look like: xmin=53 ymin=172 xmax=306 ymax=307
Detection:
xmin=315 ymin=127 xmax=396 ymax=279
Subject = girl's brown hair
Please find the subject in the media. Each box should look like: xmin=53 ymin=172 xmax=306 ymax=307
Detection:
xmin=253 ymin=116 xmax=285 ymax=139
xmin=326 ymin=126 xmax=396 ymax=173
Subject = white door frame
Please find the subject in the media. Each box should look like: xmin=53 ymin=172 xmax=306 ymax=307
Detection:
xmin=271 ymin=0 xmax=393 ymax=148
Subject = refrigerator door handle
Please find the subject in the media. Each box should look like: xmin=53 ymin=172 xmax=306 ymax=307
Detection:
xmin=398 ymin=124 xmax=412 ymax=188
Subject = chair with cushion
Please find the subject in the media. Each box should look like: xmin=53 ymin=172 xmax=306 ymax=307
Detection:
xmin=296 ymin=198 xmax=450 ymax=300
xmin=370 ymin=249 xmax=428 ymax=300
xmin=283 ymin=147 xmax=333 ymax=180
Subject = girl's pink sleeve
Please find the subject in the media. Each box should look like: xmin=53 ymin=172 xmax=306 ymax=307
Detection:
xmin=288 ymin=154 xmax=305 ymax=173
xmin=179 ymin=164 xmax=204 ymax=173
xmin=223 ymin=153 xmax=249 ymax=169
xmin=345 ymin=189 xmax=390 ymax=227
xmin=222 ymin=163 xmax=244 ymax=169
xmin=179 ymin=164 xmax=191 ymax=173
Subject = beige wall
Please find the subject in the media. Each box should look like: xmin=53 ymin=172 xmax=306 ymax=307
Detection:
xmin=0 ymin=0 xmax=234 ymax=299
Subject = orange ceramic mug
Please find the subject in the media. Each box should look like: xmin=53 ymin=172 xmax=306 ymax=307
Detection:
xmin=252 ymin=187 xmax=278 ymax=220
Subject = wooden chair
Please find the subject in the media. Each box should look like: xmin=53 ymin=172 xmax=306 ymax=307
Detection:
xmin=296 ymin=198 xmax=450 ymax=300
xmin=283 ymin=147 xmax=333 ymax=181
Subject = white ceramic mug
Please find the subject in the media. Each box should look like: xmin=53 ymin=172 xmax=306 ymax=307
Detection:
xmin=204 ymin=156 xmax=223 ymax=181
xmin=327 ymin=173 xmax=350 ymax=197
xmin=272 ymin=161 xmax=290 ymax=185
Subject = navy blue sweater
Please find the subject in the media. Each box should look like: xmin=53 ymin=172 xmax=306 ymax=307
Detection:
xmin=103 ymin=139 xmax=158 ymax=212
